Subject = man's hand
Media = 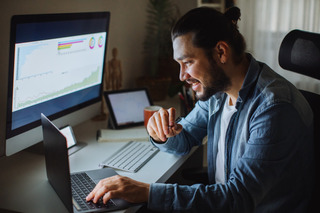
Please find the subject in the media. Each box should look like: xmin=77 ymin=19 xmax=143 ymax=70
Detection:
xmin=86 ymin=175 xmax=150 ymax=204
xmin=147 ymin=107 xmax=183 ymax=142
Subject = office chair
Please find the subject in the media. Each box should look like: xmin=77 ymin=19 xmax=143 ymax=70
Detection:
xmin=278 ymin=29 xmax=320 ymax=212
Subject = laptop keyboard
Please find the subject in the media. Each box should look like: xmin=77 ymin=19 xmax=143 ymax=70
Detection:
xmin=71 ymin=173 xmax=116 ymax=211
xmin=99 ymin=141 xmax=159 ymax=173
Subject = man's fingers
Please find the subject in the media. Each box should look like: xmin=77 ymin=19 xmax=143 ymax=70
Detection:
xmin=86 ymin=193 xmax=93 ymax=201
xmin=102 ymin=191 xmax=112 ymax=204
xmin=174 ymin=123 xmax=183 ymax=133
xmin=86 ymin=181 xmax=102 ymax=201
xmin=159 ymin=108 xmax=170 ymax=135
xmin=168 ymin=123 xmax=183 ymax=137
xmin=87 ymin=178 xmax=115 ymax=203
xmin=148 ymin=117 xmax=162 ymax=142
xmin=146 ymin=107 xmax=182 ymax=142
xmin=154 ymin=116 xmax=164 ymax=140
xmin=102 ymin=190 xmax=120 ymax=204
xmin=93 ymin=187 xmax=105 ymax=203
xmin=168 ymin=107 xmax=176 ymax=127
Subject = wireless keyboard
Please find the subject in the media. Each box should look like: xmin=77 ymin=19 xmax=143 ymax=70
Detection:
xmin=99 ymin=141 xmax=159 ymax=173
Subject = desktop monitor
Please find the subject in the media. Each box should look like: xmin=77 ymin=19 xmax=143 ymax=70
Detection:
xmin=5 ymin=11 xmax=110 ymax=156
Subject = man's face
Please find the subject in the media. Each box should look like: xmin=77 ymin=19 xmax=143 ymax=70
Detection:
xmin=173 ymin=33 xmax=231 ymax=101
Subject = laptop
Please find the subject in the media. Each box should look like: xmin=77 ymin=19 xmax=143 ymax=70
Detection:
xmin=41 ymin=113 xmax=134 ymax=213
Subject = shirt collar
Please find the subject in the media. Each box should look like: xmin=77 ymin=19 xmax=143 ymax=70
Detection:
xmin=209 ymin=54 xmax=261 ymax=112
xmin=235 ymin=54 xmax=261 ymax=108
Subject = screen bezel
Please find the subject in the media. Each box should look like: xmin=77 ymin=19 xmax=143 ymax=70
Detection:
xmin=104 ymin=88 xmax=153 ymax=129
xmin=5 ymin=12 xmax=110 ymax=147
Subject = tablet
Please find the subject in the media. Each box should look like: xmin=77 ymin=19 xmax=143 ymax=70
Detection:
xmin=60 ymin=125 xmax=86 ymax=155
xmin=60 ymin=125 xmax=77 ymax=148
xmin=104 ymin=88 xmax=153 ymax=129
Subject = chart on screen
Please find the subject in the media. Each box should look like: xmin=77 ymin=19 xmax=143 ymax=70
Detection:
xmin=12 ymin=33 xmax=106 ymax=112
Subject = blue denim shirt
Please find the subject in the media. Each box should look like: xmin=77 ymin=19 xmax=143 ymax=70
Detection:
xmin=148 ymin=55 xmax=314 ymax=212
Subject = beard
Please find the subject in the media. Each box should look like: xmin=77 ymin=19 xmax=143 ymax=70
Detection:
xmin=196 ymin=58 xmax=231 ymax=101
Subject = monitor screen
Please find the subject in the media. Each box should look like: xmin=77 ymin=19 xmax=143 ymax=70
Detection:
xmin=5 ymin=12 xmax=110 ymax=156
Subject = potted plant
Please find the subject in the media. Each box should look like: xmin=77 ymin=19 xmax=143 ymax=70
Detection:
xmin=137 ymin=0 xmax=180 ymax=101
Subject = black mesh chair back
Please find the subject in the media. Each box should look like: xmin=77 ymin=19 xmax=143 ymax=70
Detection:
xmin=279 ymin=29 xmax=320 ymax=212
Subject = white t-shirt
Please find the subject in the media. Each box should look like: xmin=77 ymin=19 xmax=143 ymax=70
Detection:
xmin=215 ymin=95 xmax=237 ymax=184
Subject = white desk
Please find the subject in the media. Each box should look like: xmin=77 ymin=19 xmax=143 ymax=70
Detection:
xmin=0 ymin=117 xmax=202 ymax=213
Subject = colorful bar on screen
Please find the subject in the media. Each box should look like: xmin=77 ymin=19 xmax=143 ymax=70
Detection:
xmin=58 ymin=39 xmax=85 ymax=50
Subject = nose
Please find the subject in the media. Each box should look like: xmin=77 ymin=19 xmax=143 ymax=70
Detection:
xmin=179 ymin=67 xmax=190 ymax=82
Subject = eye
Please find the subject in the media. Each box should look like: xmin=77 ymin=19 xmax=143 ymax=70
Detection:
xmin=183 ymin=60 xmax=193 ymax=67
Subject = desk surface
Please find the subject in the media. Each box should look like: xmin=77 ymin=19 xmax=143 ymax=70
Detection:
xmin=0 ymin=100 xmax=200 ymax=213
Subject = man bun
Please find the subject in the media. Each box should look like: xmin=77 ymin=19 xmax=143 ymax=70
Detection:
xmin=224 ymin=7 xmax=241 ymax=26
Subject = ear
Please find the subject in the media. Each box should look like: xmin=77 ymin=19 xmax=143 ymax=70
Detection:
xmin=215 ymin=41 xmax=229 ymax=64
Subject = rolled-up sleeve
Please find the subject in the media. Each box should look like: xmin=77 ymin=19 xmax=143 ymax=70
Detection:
xmin=148 ymin=102 xmax=313 ymax=212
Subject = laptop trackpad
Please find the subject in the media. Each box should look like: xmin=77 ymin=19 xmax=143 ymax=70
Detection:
xmin=86 ymin=167 xmax=118 ymax=183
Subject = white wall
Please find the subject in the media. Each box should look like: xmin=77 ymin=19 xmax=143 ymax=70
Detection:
xmin=0 ymin=0 xmax=197 ymax=156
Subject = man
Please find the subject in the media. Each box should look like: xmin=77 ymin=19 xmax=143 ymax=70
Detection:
xmin=87 ymin=7 xmax=314 ymax=212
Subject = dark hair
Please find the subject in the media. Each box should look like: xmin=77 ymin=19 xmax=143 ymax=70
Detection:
xmin=171 ymin=7 xmax=246 ymax=63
